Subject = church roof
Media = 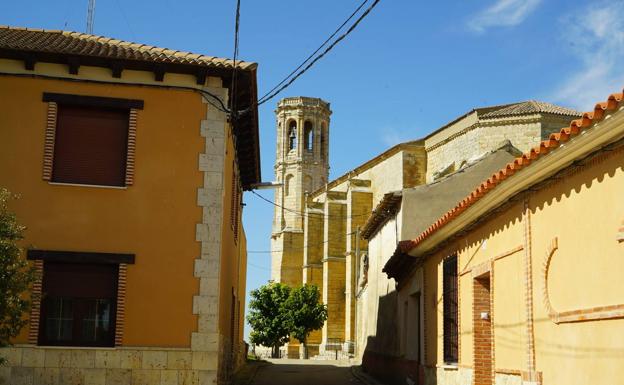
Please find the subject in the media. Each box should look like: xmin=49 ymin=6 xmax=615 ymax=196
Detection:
xmin=480 ymin=100 xmax=582 ymax=119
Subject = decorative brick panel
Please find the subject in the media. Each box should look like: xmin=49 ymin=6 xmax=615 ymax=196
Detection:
xmin=42 ymin=102 xmax=57 ymax=181
xmin=542 ymin=237 xmax=624 ymax=323
xmin=114 ymin=263 xmax=127 ymax=347
xmin=27 ymin=260 xmax=44 ymax=344
xmin=472 ymin=273 xmax=493 ymax=385
xmin=124 ymin=109 xmax=137 ymax=186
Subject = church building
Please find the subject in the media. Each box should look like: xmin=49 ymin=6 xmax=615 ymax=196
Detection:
xmin=270 ymin=96 xmax=581 ymax=360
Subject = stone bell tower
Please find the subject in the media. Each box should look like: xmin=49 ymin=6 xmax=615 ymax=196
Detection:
xmin=271 ymin=97 xmax=331 ymax=287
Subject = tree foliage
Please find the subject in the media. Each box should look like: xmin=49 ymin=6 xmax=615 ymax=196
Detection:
xmin=247 ymin=282 xmax=291 ymax=358
xmin=0 ymin=189 xmax=36 ymax=365
xmin=285 ymin=284 xmax=327 ymax=358
xmin=247 ymin=282 xmax=327 ymax=359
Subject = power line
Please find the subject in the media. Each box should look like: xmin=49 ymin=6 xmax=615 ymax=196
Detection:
xmin=256 ymin=0 xmax=370 ymax=104
xmin=247 ymin=231 xmax=357 ymax=254
xmin=250 ymin=190 xmax=371 ymax=219
xmin=240 ymin=0 xmax=381 ymax=114
xmin=230 ymin=0 xmax=242 ymax=118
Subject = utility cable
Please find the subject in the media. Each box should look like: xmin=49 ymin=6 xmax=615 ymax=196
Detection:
xmin=247 ymin=231 xmax=357 ymax=254
xmin=239 ymin=0 xmax=381 ymax=114
xmin=229 ymin=0 xmax=242 ymax=119
xmin=256 ymin=0 xmax=370 ymax=104
xmin=250 ymin=190 xmax=372 ymax=219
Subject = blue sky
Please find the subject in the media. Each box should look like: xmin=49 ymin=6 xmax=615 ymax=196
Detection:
xmin=4 ymin=0 xmax=623 ymax=339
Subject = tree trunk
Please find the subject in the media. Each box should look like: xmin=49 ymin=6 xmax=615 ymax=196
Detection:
xmin=302 ymin=340 xmax=308 ymax=359
xmin=272 ymin=345 xmax=280 ymax=358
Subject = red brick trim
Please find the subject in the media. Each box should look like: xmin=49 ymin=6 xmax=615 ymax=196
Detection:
xmin=523 ymin=199 xmax=536 ymax=375
xmin=521 ymin=370 xmax=543 ymax=383
xmin=496 ymin=368 xmax=522 ymax=376
xmin=472 ymin=272 xmax=493 ymax=385
xmin=42 ymin=102 xmax=57 ymax=181
xmin=28 ymin=260 xmax=44 ymax=344
xmin=124 ymin=109 xmax=137 ymax=186
xmin=459 ymin=245 xmax=523 ymax=276
xmin=542 ymin=237 xmax=624 ymax=323
xmin=114 ymin=263 xmax=127 ymax=347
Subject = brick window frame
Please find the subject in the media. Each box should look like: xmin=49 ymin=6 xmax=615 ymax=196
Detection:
xmin=26 ymin=250 xmax=134 ymax=347
xmin=41 ymin=93 xmax=142 ymax=187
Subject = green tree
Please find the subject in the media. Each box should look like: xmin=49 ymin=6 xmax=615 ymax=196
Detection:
xmin=247 ymin=282 xmax=291 ymax=358
xmin=0 ymin=189 xmax=36 ymax=365
xmin=285 ymin=284 xmax=328 ymax=359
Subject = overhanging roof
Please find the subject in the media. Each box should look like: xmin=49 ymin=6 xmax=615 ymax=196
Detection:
xmin=0 ymin=26 xmax=261 ymax=188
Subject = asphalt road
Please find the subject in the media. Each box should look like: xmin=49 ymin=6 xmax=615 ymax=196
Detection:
xmin=248 ymin=359 xmax=364 ymax=385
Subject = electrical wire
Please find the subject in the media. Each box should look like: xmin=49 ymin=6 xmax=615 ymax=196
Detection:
xmin=256 ymin=0 xmax=370 ymax=104
xmin=230 ymin=0 xmax=242 ymax=119
xmin=250 ymin=190 xmax=371 ymax=219
xmin=238 ymin=0 xmax=381 ymax=115
xmin=247 ymin=231 xmax=357 ymax=254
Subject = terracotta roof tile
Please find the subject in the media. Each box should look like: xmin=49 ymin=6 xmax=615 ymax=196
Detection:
xmin=0 ymin=25 xmax=256 ymax=70
xmin=399 ymin=88 xmax=624 ymax=255
xmin=480 ymin=100 xmax=581 ymax=119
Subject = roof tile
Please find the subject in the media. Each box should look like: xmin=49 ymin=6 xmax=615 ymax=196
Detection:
xmin=480 ymin=100 xmax=581 ymax=119
xmin=0 ymin=26 xmax=256 ymax=70
xmin=399 ymin=88 xmax=624 ymax=255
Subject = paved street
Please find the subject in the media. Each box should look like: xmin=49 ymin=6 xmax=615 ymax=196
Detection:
xmin=245 ymin=359 xmax=364 ymax=385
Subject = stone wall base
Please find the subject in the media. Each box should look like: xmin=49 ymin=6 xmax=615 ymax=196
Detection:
xmin=0 ymin=345 xmax=218 ymax=385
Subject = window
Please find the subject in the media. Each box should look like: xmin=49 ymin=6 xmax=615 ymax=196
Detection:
xmin=288 ymin=121 xmax=297 ymax=151
xmin=230 ymin=162 xmax=240 ymax=242
xmin=42 ymin=93 xmax=143 ymax=187
xmin=39 ymin=262 xmax=118 ymax=347
xmin=285 ymin=174 xmax=294 ymax=196
xmin=320 ymin=123 xmax=326 ymax=159
xmin=443 ymin=255 xmax=459 ymax=363
xmin=304 ymin=121 xmax=313 ymax=151
xmin=52 ymin=105 xmax=129 ymax=186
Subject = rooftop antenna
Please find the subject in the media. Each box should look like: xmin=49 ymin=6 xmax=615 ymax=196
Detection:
xmin=86 ymin=0 xmax=96 ymax=34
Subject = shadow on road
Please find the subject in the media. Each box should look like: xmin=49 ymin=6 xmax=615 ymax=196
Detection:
xmin=232 ymin=359 xmax=363 ymax=385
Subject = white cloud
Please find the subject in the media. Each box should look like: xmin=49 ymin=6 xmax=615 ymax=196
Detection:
xmin=550 ymin=2 xmax=624 ymax=111
xmin=380 ymin=127 xmax=411 ymax=147
xmin=468 ymin=0 xmax=542 ymax=33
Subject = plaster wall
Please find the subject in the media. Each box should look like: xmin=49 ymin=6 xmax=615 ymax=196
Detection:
xmin=0 ymin=65 xmax=246 ymax=384
xmin=416 ymin=143 xmax=624 ymax=385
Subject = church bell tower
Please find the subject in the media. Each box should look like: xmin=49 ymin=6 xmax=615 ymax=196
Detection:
xmin=271 ymin=97 xmax=331 ymax=286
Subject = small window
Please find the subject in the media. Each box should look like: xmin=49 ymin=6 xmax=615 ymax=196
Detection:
xmin=320 ymin=123 xmax=327 ymax=159
xmin=39 ymin=262 xmax=118 ymax=347
xmin=443 ymin=255 xmax=458 ymax=363
xmin=230 ymin=162 xmax=240 ymax=242
xmin=304 ymin=121 xmax=313 ymax=151
xmin=52 ymin=105 xmax=129 ymax=187
xmin=288 ymin=121 xmax=297 ymax=151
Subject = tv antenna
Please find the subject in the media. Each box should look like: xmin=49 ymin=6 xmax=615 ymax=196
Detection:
xmin=86 ymin=0 xmax=96 ymax=34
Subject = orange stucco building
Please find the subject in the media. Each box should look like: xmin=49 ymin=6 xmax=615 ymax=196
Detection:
xmin=381 ymin=89 xmax=624 ymax=385
xmin=0 ymin=26 xmax=259 ymax=385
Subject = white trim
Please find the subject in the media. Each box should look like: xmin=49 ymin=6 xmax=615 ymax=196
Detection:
xmin=48 ymin=182 xmax=127 ymax=190
xmin=410 ymin=107 xmax=624 ymax=257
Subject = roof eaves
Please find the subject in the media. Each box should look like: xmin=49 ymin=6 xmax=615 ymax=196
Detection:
xmin=399 ymin=88 xmax=624 ymax=256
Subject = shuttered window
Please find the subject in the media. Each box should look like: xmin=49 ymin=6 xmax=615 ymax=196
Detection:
xmin=39 ymin=262 xmax=118 ymax=347
xmin=52 ymin=105 xmax=129 ymax=187
xmin=230 ymin=162 xmax=240 ymax=242
xmin=443 ymin=255 xmax=459 ymax=363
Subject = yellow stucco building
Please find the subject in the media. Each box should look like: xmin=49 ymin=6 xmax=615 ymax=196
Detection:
xmin=0 ymin=26 xmax=260 ymax=385
xmin=382 ymin=89 xmax=624 ymax=385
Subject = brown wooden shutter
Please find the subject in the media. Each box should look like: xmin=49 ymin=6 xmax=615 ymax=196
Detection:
xmin=52 ymin=105 xmax=129 ymax=186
